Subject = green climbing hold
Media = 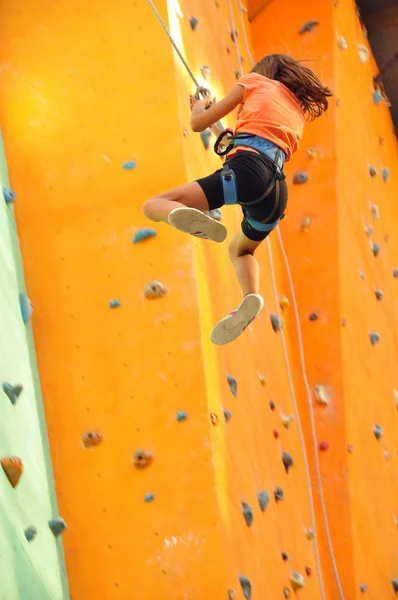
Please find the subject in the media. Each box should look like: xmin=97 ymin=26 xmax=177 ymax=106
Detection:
xmin=2 ymin=383 xmax=23 ymax=405
xmin=241 ymin=501 xmax=253 ymax=527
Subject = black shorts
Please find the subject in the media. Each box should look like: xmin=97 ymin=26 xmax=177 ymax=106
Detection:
xmin=196 ymin=151 xmax=288 ymax=241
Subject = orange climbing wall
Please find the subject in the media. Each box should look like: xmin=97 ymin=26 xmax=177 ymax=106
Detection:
xmin=1 ymin=0 xmax=398 ymax=599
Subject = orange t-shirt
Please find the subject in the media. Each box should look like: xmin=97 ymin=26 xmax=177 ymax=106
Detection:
xmin=233 ymin=73 xmax=304 ymax=161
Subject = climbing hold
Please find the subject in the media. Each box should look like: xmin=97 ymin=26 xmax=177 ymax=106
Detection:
xmin=370 ymin=203 xmax=380 ymax=219
xmin=305 ymin=566 xmax=312 ymax=576
xmin=335 ymin=98 xmax=341 ymax=107
xmin=301 ymin=217 xmax=311 ymax=232
xmin=299 ymin=20 xmax=319 ymax=35
xmin=109 ymin=299 xmax=121 ymax=308
xmin=369 ymin=332 xmax=380 ymax=346
xmin=309 ymin=312 xmax=318 ymax=321
xmin=200 ymin=129 xmax=212 ymax=150
xmin=133 ymin=449 xmax=153 ymax=469
xmin=279 ymin=295 xmax=290 ymax=313
xmin=373 ymin=424 xmax=383 ymax=440
xmin=144 ymin=281 xmax=167 ymax=299
xmin=200 ymin=65 xmax=211 ymax=79
xmin=20 ymin=293 xmax=33 ymax=324
xmin=394 ymin=389 xmax=398 ymax=410
xmin=305 ymin=527 xmax=314 ymax=540
xmin=257 ymin=371 xmax=266 ymax=386
xmin=48 ymin=516 xmax=66 ymax=536
xmin=342 ymin=318 xmax=347 ymax=327
xmin=375 ymin=289 xmax=384 ymax=301
xmin=281 ymin=550 xmax=289 ymax=561
xmin=2 ymin=187 xmax=16 ymax=204
xmin=189 ymin=16 xmax=198 ymax=30
xmin=270 ymin=314 xmax=283 ymax=332
xmin=176 ymin=411 xmax=188 ymax=422
xmin=368 ymin=164 xmax=377 ymax=177
xmin=359 ymin=269 xmax=366 ymax=280
xmin=144 ymin=492 xmax=155 ymax=503
xmin=384 ymin=449 xmax=390 ymax=461
xmin=307 ymin=147 xmax=319 ymax=159
xmin=382 ymin=167 xmax=390 ymax=182
xmin=371 ymin=241 xmax=380 ymax=257
xmin=359 ymin=584 xmax=368 ymax=593
xmin=205 ymin=208 xmax=222 ymax=221
xmin=392 ymin=578 xmax=398 ymax=592
xmin=122 ymin=160 xmax=136 ymax=170
xmin=239 ymin=575 xmax=251 ymax=600
xmin=357 ymin=44 xmax=369 ymax=64
xmin=269 ymin=401 xmax=275 ymax=410
xmin=226 ymin=46 xmax=231 ymax=55
xmin=281 ymin=414 xmax=294 ymax=429
xmin=274 ymin=487 xmax=284 ymax=502
xmin=210 ymin=413 xmax=218 ymax=425
xmin=319 ymin=441 xmax=329 ymax=451
xmin=293 ymin=170 xmax=309 ymax=184
xmin=24 ymin=526 xmax=37 ymax=542
xmin=273 ymin=429 xmax=279 ymax=439
xmin=347 ymin=444 xmax=354 ymax=453
xmin=182 ymin=128 xmax=189 ymax=137
xmin=282 ymin=451 xmax=293 ymax=474
xmin=241 ymin=501 xmax=253 ymax=527
xmin=364 ymin=224 xmax=373 ymax=237
xmin=1 ymin=457 xmax=23 ymax=488
xmin=82 ymin=431 xmax=103 ymax=448
xmin=227 ymin=590 xmax=236 ymax=600
xmin=2 ymin=383 xmax=23 ymax=405
xmin=257 ymin=489 xmax=269 ymax=512
xmin=234 ymin=70 xmax=241 ymax=81
xmin=230 ymin=29 xmax=238 ymax=42
xmin=226 ymin=374 xmax=237 ymax=398
xmin=393 ymin=268 xmax=398 ymax=278
xmin=373 ymin=89 xmax=383 ymax=105
xmin=223 ymin=410 xmax=232 ymax=423
xmin=132 ymin=228 xmax=157 ymax=244
xmin=314 ymin=385 xmax=329 ymax=405
xmin=337 ymin=36 xmax=348 ymax=49
xmin=290 ymin=572 xmax=305 ymax=591
xmin=283 ymin=588 xmax=291 ymax=599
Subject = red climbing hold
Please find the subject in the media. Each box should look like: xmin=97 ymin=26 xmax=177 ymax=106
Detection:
xmin=133 ymin=450 xmax=153 ymax=469
xmin=305 ymin=566 xmax=312 ymax=576
xmin=273 ymin=429 xmax=279 ymax=439
xmin=82 ymin=431 xmax=103 ymax=448
xmin=319 ymin=441 xmax=329 ymax=451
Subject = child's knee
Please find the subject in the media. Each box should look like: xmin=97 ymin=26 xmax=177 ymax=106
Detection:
xmin=142 ymin=198 xmax=159 ymax=221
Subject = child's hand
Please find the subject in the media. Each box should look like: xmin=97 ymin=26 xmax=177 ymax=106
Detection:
xmin=190 ymin=94 xmax=216 ymax=112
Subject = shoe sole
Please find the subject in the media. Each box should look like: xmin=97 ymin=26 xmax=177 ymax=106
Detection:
xmin=211 ymin=294 xmax=264 ymax=345
xmin=168 ymin=208 xmax=227 ymax=243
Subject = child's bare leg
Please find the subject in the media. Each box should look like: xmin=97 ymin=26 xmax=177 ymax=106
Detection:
xmin=228 ymin=230 xmax=263 ymax=296
xmin=143 ymin=182 xmax=209 ymax=224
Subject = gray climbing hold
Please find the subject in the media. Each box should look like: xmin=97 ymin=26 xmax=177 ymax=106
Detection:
xmin=144 ymin=281 xmax=167 ymax=299
xmin=392 ymin=579 xmax=398 ymax=593
xmin=293 ymin=170 xmax=309 ymax=184
xmin=357 ymin=44 xmax=369 ymax=65
xmin=375 ymin=289 xmax=383 ymax=301
xmin=393 ymin=268 xmax=398 ymax=278
xmin=368 ymin=165 xmax=377 ymax=177
xmin=230 ymin=29 xmax=238 ymax=42
xmin=269 ymin=401 xmax=275 ymax=410
xmin=109 ymin=299 xmax=121 ymax=308
xmin=274 ymin=487 xmax=284 ymax=502
xmin=176 ymin=411 xmax=188 ymax=422
xmin=48 ymin=516 xmax=66 ymax=536
xmin=234 ymin=70 xmax=241 ymax=81
xmin=370 ymin=203 xmax=380 ymax=219
xmin=239 ymin=575 xmax=252 ymax=600
xmin=144 ymin=492 xmax=155 ymax=503
xmin=227 ymin=374 xmax=237 ymax=398
xmin=2 ymin=383 xmax=23 ymax=405
xmin=200 ymin=129 xmax=211 ymax=150
xmin=2 ymin=187 xmax=16 ymax=204
xmin=241 ymin=501 xmax=253 ymax=527
xmin=373 ymin=424 xmax=383 ymax=440
xmin=282 ymin=451 xmax=294 ymax=474
xmin=337 ymin=36 xmax=348 ymax=50
xmin=223 ymin=409 xmax=232 ymax=423
xmin=19 ymin=293 xmax=33 ymax=324
xmin=382 ymin=167 xmax=390 ymax=182
xmin=369 ymin=332 xmax=380 ymax=346
xmin=205 ymin=209 xmax=222 ymax=221
xmin=309 ymin=312 xmax=318 ymax=321
xmin=24 ymin=526 xmax=37 ymax=542
xmin=257 ymin=489 xmax=269 ymax=512
xmin=132 ymin=228 xmax=157 ymax=244
xmin=270 ymin=314 xmax=283 ymax=332
xmin=281 ymin=550 xmax=289 ymax=561
xmin=373 ymin=89 xmax=383 ymax=105
xmin=360 ymin=584 xmax=368 ymax=592
xmin=299 ymin=20 xmax=319 ymax=34
xmin=122 ymin=160 xmax=136 ymax=170
xmin=189 ymin=16 xmax=198 ymax=30
xmin=227 ymin=590 xmax=237 ymax=600
xmin=371 ymin=242 xmax=380 ymax=257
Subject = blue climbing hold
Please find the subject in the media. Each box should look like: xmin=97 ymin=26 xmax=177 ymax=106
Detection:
xmin=393 ymin=268 xmax=398 ymax=278
xmin=189 ymin=16 xmax=198 ymax=30
xmin=299 ymin=20 xmax=319 ymax=35
xmin=258 ymin=489 xmax=269 ymax=512
xmin=391 ymin=579 xmax=398 ymax=593
xmin=241 ymin=501 xmax=253 ymax=527
xmin=2 ymin=187 xmax=16 ymax=204
xmin=359 ymin=584 xmax=368 ymax=592
xmin=24 ymin=526 xmax=37 ymax=542
xmin=239 ymin=575 xmax=252 ymax=600
xmin=226 ymin=374 xmax=237 ymax=398
xmin=132 ymin=228 xmax=157 ymax=244
xmin=372 ymin=89 xmax=383 ymax=105
xmin=48 ymin=516 xmax=66 ymax=536
xmin=200 ymin=129 xmax=211 ymax=150
xmin=176 ymin=411 xmax=188 ymax=422
xmin=2 ymin=383 xmax=23 ymax=405
xmin=371 ymin=242 xmax=380 ymax=257
xmin=382 ymin=167 xmax=390 ymax=182
xmin=19 ymin=293 xmax=33 ymax=324
xmin=293 ymin=170 xmax=309 ymax=184
xmin=375 ymin=289 xmax=384 ymax=301
xmin=122 ymin=160 xmax=136 ymax=170
xmin=373 ymin=424 xmax=383 ymax=440
xmin=369 ymin=332 xmax=380 ymax=346
xmin=109 ymin=299 xmax=121 ymax=308
xmin=144 ymin=492 xmax=155 ymax=503
xmin=223 ymin=409 xmax=232 ymax=423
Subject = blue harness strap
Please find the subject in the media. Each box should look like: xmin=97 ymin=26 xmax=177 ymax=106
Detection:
xmin=244 ymin=211 xmax=280 ymax=232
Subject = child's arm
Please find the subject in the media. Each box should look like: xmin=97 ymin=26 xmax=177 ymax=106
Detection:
xmin=190 ymin=85 xmax=244 ymax=133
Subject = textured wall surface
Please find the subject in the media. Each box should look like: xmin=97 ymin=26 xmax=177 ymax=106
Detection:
xmin=0 ymin=0 xmax=397 ymax=598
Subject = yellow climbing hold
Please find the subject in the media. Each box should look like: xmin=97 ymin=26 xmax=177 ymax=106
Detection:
xmin=290 ymin=572 xmax=305 ymax=591
xmin=301 ymin=217 xmax=311 ymax=232
xmin=281 ymin=414 xmax=294 ymax=429
xmin=314 ymin=384 xmax=329 ymax=405
xmin=279 ymin=295 xmax=290 ymax=313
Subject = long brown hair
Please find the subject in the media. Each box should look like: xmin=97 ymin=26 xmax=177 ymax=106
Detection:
xmin=251 ymin=54 xmax=332 ymax=120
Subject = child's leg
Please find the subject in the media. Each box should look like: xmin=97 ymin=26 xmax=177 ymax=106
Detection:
xmin=228 ymin=230 xmax=263 ymax=296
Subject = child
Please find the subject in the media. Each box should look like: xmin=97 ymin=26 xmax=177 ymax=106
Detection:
xmin=143 ymin=54 xmax=332 ymax=345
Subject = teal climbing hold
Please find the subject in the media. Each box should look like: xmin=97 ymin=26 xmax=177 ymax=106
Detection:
xmin=132 ymin=228 xmax=157 ymax=244
xmin=2 ymin=383 xmax=23 ymax=405
xmin=391 ymin=579 xmax=398 ymax=593
xmin=371 ymin=242 xmax=381 ymax=257
xmin=293 ymin=170 xmax=309 ymax=184
xmin=189 ymin=16 xmax=198 ymax=30
xmin=241 ymin=501 xmax=253 ymax=527
xmin=382 ymin=167 xmax=390 ymax=182
xmin=2 ymin=187 xmax=16 ymax=204
xmin=360 ymin=584 xmax=368 ymax=592
xmin=299 ymin=20 xmax=319 ymax=34
xmin=109 ymin=299 xmax=121 ymax=308
xmin=239 ymin=575 xmax=252 ymax=600
xmin=24 ymin=526 xmax=37 ymax=542
xmin=270 ymin=314 xmax=283 ymax=332
xmin=48 ymin=516 xmax=66 ymax=536
xmin=375 ymin=289 xmax=384 ymax=301
xmin=257 ymin=489 xmax=269 ymax=511
xmin=282 ymin=451 xmax=294 ymax=474
xmin=373 ymin=424 xmax=383 ymax=440
xmin=223 ymin=409 xmax=232 ymax=423
xmin=226 ymin=374 xmax=237 ymax=398
xmin=122 ymin=160 xmax=136 ymax=170
xmin=19 ymin=293 xmax=33 ymax=324
xmin=372 ymin=89 xmax=383 ymax=105
xmin=200 ymin=129 xmax=211 ymax=150
xmin=393 ymin=268 xmax=398 ymax=278
xmin=176 ymin=411 xmax=188 ymax=422
xmin=369 ymin=332 xmax=380 ymax=346
xmin=144 ymin=493 xmax=155 ymax=503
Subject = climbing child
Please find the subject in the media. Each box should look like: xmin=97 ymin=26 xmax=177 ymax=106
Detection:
xmin=143 ymin=54 xmax=332 ymax=345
